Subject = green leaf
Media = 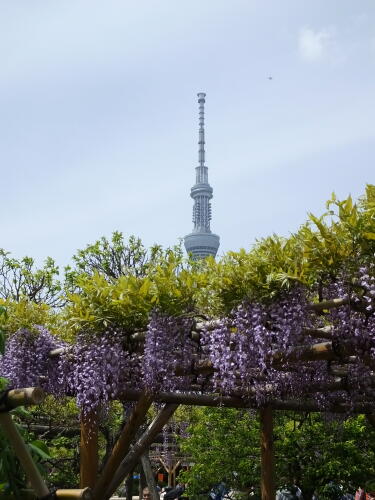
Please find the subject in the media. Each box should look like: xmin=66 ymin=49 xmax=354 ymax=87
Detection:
xmin=29 ymin=441 xmax=51 ymax=460
xmin=363 ymin=232 xmax=375 ymax=240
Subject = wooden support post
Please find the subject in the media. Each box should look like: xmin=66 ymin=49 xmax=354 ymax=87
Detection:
xmin=104 ymin=403 xmax=179 ymax=500
xmin=93 ymin=392 xmax=153 ymax=500
xmin=159 ymin=457 xmax=172 ymax=487
xmin=125 ymin=472 xmax=134 ymax=500
xmin=260 ymin=406 xmax=275 ymax=500
xmin=168 ymin=467 xmax=173 ymax=488
xmin=80 ymin=410 xmax=99 ymax=489
xmin=172 ymin=461 xmax=180 ymax=487
xmin=141 ymin=453 xmax=160 ymax=500
xmin=162 ymin=459 xmax=180 ymax=488
xmin=139 ymin=466 xmax=147 ymax=499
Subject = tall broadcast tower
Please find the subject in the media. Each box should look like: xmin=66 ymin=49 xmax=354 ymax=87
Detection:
xmin=184 ymin=93 xmax=220 ymax=259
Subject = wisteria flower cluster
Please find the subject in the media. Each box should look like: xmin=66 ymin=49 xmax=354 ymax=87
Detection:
xmin=62 ymin=329 xmax=140 ymax=415
xmin=202 ymin=286 xmax=331 ymax=405
xmin=0 ymin=326 xmax=66 ymax=391
xmin=0 ymin=326 xmax=141 ymax=415
xmin=143 ymin=312 xmax=195 ymax=392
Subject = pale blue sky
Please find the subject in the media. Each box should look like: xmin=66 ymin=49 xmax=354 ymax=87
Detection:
xmin=1 ymin=1 xmax=374 ymax=267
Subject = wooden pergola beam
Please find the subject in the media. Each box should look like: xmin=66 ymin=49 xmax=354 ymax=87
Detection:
xmin=117 ymin=389 xmax=375 ymax=413
xmin=308 ymin=297 xmax=349 ymax=312
xmin=172 ymin=340 xmax=353 ymax=377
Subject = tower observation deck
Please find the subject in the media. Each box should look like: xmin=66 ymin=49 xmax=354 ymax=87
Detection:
xmin=184 ymin=93 xmax=220 ymax=259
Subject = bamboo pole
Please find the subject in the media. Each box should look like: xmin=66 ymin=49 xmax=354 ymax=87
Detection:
xmin=260 ymin=406 xmax=275 ymax=500
xmin=93 ymin=392 xmax=153 ymax=500
xmin=80 ymin=410 xmax=99 ymax=489
xmin=141 ymin=453 xmax=160 ymax=500
xmin=172 ymin=340 xmax=356 ymax=377
xmin=302 ymin=326 xmax=333 ymax=339
xmin=308 ymin=297 xmax=349 ymax=311
xmin=1 ymin=387 xmax=45 ymax=409
xmin=0 ymin=412 xmax=50 ymax=498
xmin=104 ymin=404 xmax=179 ymax=500
xmin=55 ymin=488 xmax=93 ymax=499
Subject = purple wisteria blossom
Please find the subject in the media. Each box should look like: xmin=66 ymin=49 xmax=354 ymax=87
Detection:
xmin=143 ymin=312 xmax=195 ymax=392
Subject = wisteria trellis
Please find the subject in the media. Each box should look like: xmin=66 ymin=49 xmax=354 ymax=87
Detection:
xmin=1 ymin=267 xmax=375 ymax=415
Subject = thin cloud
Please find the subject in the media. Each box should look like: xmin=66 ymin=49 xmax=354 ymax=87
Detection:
xmin=298 ymin=26 xmax=336 ymax=62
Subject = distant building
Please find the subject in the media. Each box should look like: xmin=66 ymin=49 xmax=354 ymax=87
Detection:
xmin=184 ymin=93 xmax=220 ymax=259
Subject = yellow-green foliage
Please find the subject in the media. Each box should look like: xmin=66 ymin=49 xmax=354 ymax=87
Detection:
xmin=0 ymin=298 xmax=62 ymax=337
xmin=197 ymin=185 xmax=375 ymax=315
xmin=4 ymin=187 xmax=373 ymax=337
xmin=62 ymin=186 xmax=375 ymax=328
xmin=65 ymin=250 xmax=208 ymax=336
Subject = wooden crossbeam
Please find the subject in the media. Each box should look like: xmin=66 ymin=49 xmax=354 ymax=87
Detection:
xmin=117 ymin=389 xmax=375 ymax=413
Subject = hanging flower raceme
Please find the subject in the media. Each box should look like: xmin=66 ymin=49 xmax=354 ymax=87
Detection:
xmin=0 ymin=326 xmax=66 ymax=391
xmin=61 ymin=328 xmax=141 ymax=415
xmin=201 ymin=286 xmax=324 ymax=404
xmin=0 ymin=325 xmax=142 ymax=415
xmin=143 ymin=312 xmax=195 ymax=392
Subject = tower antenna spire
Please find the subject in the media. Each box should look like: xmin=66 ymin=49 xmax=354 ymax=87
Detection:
xmin=184 ymin=93 xmax=220 ymax=259
xmin=198 ymin=92 xmax=206 ymax=167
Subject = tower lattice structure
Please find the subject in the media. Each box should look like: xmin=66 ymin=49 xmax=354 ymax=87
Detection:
xmin=184 ymin=93 xmax=220 ymax=259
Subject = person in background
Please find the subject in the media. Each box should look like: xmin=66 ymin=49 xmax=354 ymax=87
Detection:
xmin=164 ymin=483 xmax=185 ymax=500
xmin=143 ymin=487 xmax=152 ymax=500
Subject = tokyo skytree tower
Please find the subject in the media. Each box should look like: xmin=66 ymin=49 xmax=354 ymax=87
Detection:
xmin=184 ymin=93 xmax=220 ymax=259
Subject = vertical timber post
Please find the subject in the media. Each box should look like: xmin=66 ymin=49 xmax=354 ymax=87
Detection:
xmin=141 ymin=453 xmax=160 ymax=500
xmin=139 ymin=466 xmax=147 ymax=498
xmin=167 ymin=466 xmax=173 ymax=487
xmin=260 ymin=406 xmax=275 ymax=500
xmin=80 ymin=410 xmax=98 ymax=489
xmin=125 ymin=472 xmax=134 ymax=500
